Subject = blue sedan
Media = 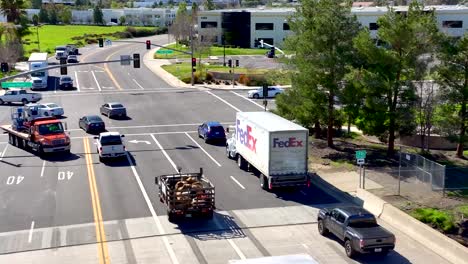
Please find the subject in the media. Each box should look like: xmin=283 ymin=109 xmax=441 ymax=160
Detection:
xmin=198 ymin=121 xmax=226 ymax=143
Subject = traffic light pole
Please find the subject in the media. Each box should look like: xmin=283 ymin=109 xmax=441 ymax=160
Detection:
xmin=190 ymin=27 xmax=194 ymax=87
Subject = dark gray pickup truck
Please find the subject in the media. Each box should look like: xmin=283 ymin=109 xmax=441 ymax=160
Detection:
xmin=318 ymin=206 xmax=395 ymax=258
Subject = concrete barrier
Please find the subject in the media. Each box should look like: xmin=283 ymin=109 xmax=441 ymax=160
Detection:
xmin=356 ymin=188 xmax=468 ymax=264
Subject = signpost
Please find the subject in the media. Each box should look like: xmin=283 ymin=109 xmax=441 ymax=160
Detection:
xmin=156 ymin=49 xmax=173 ymax=54
xmin=120 ymin=55 xmax=131 ymax=66
xmin=1 ymin=82 xmax=32 ymax=89
xmin=105 ymin=39 xmax=112 ymax=46
xmin=355 ymin=150 xmax=367 ymax=188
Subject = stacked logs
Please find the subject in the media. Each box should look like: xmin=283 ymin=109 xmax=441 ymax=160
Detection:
xmin=174 ymin=176 xmax=206 ymax=206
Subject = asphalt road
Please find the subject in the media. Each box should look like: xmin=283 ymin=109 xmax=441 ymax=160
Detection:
xmin=0 ymin=35 xmax=451 ymax=264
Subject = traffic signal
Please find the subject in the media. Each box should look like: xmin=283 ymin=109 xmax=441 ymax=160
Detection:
xmin=270 ymin=47 xmax=275 ymax=56
xmin=1 ymin=62 xmax=8 ymax=73
xmin=60 ymin=58 xmax=67 ymax=75
xmin=133 ymin=53 xmax=140 ymax=68
xmin=98 ymin=38 xmax=104 ymax=48
xmin=235 ymin=59 xmax=239 ymax=67
xmin=263 ymin=84 xmax=268 ymax=98
xmin=254 ymin=39 xmax=259 ymax=47
xmin=192 ymin=57 xmax=196 ymax=67
xmin=228 ymin=59 xmax=232 ymax=67
xmin=146 ymin=40 xmax=151 ymax=50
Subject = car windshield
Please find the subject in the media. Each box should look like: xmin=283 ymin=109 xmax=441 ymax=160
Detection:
xmin=348 ymin=219 xmax=379 ymax=228
xmin=61 ymin=77 xmax=71 ymax=81
xmin=46 ymin=104 xmax=59 ymax=108
xmin=88 ymin=116 xmax=102 ymax=122
xmin=31 ymin=72 xmax=45 ymax=77
xmin=210 ymin=126 xmax=225 ymax=133
xmin=56 ymin=47 xmax=66 ymax=51
xmin=111 ymin=104 xmax=124 ymax=108
xmin=100 ymin=135 xmax=122 ymax=146
xmin=38 ymin=123 xmax=64 ymax=135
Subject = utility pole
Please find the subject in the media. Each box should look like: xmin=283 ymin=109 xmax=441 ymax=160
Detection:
xmin=222 ymin=35 xmax=226 ymax=66
xmin=190 ymin=26 xmax=194 ymax=86
xmin=36 ymin=26 xmax=40 ymax=51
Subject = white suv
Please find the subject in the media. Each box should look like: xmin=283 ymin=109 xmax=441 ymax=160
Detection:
xmin=95 ymin=132 xmax=126 ymax=161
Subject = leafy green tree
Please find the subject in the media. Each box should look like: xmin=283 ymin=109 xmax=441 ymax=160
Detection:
xmin=203 ymin=0 xmax=215 ymax=10
xmin=49 ymin=7 xmax=58 ymax=25
xmin=168 ymin=0 xmax=174 ymax=7
xmin=158 ymin=0 xmax=163 ymax=6
xmin=351 ymin=2 xmax=439 ymax=156
xmin=177 ymin=1 xmax=187 ymax=17
xmin=435 ymin=34 xmax=468 ymax=157
xmin=32 ymin=0 xmax=42 ymax=9
xmin=281 ymin=0 xmax=361 ymax=147
xmin=119 ymin=15 xmax=126 ymax=25
xmin=60 ymin=6 xmax=72 ymax=24
xmin=38 ymin=7 xmax=49 ymax=23
xmin=32 ymin=14 xmax=39 ymax=25
xmin=0 ymin=0 xmax=27 ymax=24
xmin=93 ymin=5 xmax=104 ymax=25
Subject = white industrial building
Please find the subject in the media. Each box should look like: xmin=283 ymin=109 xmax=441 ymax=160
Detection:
xmin=198 ymin=5 xmax=468 ymax=48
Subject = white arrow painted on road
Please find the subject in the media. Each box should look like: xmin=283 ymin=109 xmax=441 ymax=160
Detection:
xmin=129 ymin=140 xmax=151 ymax=144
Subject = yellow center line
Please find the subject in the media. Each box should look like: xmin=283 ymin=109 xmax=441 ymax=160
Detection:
xmin=84 ymin=137 xmax=110 ymax=264
xmin=103 ymin=48 xmax=128 ymax=91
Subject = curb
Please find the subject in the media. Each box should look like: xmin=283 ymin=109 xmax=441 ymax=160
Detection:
xmin=356 ymin=188 xmax=466 ymax=264
xmin=311 ymin=174 xmax=359 ymax=205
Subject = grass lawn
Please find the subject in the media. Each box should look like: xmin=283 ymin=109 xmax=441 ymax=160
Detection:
xmin=154 ymin=43 xmax=268 ymax=59
xmin=162 ymin=62 xmax=267 ymax=80
xmin=23 ymin=25 xmax=147 ymax=56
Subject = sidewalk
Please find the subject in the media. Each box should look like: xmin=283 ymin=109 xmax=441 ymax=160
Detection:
xmin=143 ymin=45 xmax=291 ymax=90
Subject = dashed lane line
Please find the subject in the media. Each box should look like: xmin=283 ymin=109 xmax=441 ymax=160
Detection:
xmin=184 ymin=132 xmax=221 ymax=167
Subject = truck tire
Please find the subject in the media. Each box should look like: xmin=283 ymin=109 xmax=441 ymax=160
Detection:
xmin=226 ymin=146 xmax=232 ymax=159
xmin=0 ymin=99 xmax=4 ymax=105
xmin=318 ymin=219 xmax=329 ymax=236
xmin=345 ymin=239 xmax=356 ymax=258
xmin=21 ymin=99 xmax=28 ymax=105
xmin=260 ymin=174 xmax=269 ymax=191
xmin=238 ymin=155 xmax=247 ymax=170
xmin=168 ymin=212 xmax=177 ymax=223
xmin=17 ymin=138 xmax=24 ymax=149
xmin=253 ymin=93 xmax=259 ymax=99
xmin=11 ymin=135 xmax=17 ymax=147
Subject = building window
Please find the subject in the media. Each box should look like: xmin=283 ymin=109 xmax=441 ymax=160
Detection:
xmin=256 ymin=23 xmax=274 ymax=30
xmin=201 ymin=21 xmax=218 ymax=28
xmin=283 ymin=23 xmax=290 ymax=30
xmin=369 ymin=23 xmax=379 ymax=30
xmin=442 ymin=21 xmax=463 ymax=28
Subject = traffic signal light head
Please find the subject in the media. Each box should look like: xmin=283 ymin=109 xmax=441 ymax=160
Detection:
xmin=192 ymin=57 xmax=196 ymax=67
xmin=98 ymin=38 xmax=104 ymax=48
xmin=263 ymin=84 xmax=268 ymax=98
xmin=254 ymin=39 xmax=259 ymax=47
xmin=235 ymin=59 xmax=239 ymax=67
xmin=228 ymin=59 xmax=232 ymax=67
xmin=60 ymin=65 xmax=67 ymax=75
xmin=146 ymin=40 xmax=151 ymax=50
xmin=133 ymin=53 xmax=140 ymax=68
xmin=1 ymin=62 xmax=8 ymax=73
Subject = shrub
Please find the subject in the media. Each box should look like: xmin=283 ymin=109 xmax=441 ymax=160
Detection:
xmin=412 ymin=208 xmax=457 ymax=233
xmin=205 ymin=72 xmax=214 ymax=81
xmin=181 ymin=76 xmax=191 ymax=84
xmin=238 ymin=74 xmax=249 ymax=85
xmin=30 ymin=48 xmax=40 ymax=53
xmin=125 ymin=27 xmax=157 ymax=37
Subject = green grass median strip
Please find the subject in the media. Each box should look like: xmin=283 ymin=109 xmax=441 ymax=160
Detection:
xmin=161 ymin=62 xmax=267 ymax=80
xmin=154 ymin=44 xmax=268 ymax=59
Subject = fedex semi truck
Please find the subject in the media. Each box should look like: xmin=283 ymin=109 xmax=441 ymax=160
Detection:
xmin=28 ymin=53 xmax=49 ymax=90
xmin=226 ymin=112 xmax=310 ymax=191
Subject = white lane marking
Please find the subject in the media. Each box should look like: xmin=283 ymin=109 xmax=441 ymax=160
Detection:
xmin=70 ymin=131 xmax=199 ymax=139
xmin=101 ymin=87 xmax=115 ymax=90
xmin=74 ymin=71 xmax=80 ymax=92
xmin=302 ymin=243 xmax=309 ymax=249
xmin=0 ymin=144 xmax=8 ymax=160
xmin=132 ymin=79 xmax=144 ymax=90
xmin=42 ymin=88 xmax=195 ymax=97
xmin=40 ymin=160 xmax=46 ymax=177
xmin=206 ymin=91 xmax=242 ymax=112
xmin=227 ymin=239 xmax=246 ymax=260
xmin=66 ymin=122 xmax=235 ymax=132
xmin=125 ymin=152 xmax=180 ymax=264
xmin=230 ymin=91 xmax=266 ymax=110
xmin=185 ymin=132 xmax=221 ymax=167
xmin=230 ymin=176 xmax=245 ymax=190
xmin=28 ymin=221 xmax=35 ymax=243
xmin=91 ymin=71 xmax=102 ymax=92
xmin=150 ymin=134 xmax=178 ymax=172
xmin=94 ymin=70 xmax=105 ymax=73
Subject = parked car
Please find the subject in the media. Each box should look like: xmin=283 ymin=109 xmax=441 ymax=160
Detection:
xmin=95 ymin=132 xmax=126 ymax=161
xmin=79 ymin=115 xmax=105 ymax=133
xmin=198 ymin=121 xmax=226 ymax=143
xmin=67 ymin=55 xmax=78 ymax=63
xmin=35 ymin=103 xmax=64 ymax=117
xmin=100 ymin=102 xmax=127 ymax=118
xmin=247 ymin=87 xmax=284 ymax=99
xmin=59 ymin=76 xmax=74 ymax=90
xmin=318 ymin=206 xmax=396 ymax=258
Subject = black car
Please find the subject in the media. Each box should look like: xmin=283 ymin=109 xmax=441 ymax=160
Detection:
xmin=79 ymin=115 xmax=105 ymax=133
xmin=100 ymin=102 xmax=127 ymax=119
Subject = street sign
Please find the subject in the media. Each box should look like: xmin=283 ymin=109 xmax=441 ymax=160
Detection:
xmin=355 ymin=150 xmax=366 ymax=160
xmin=1 ymin=82 xmax=32 ymax=89
xmin=156 ymin=49 xmax=173 ymax=54
xmin=120 ymin=55 xmax=131 ymax=66
xmin=105 ymin=39 xmax=112 ymax=46
xmin=357 ymin=158 xmax=365 ymax=165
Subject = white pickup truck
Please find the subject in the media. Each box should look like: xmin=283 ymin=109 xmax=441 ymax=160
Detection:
xmin=0 ymin=89 xmax=42 ymax=105
xmin=95 ymin=132 xmax=126 ymax=161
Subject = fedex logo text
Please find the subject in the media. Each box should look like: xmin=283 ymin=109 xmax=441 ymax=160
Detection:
xmin=273 ymin=137 xmax=303 ymax=148
xmin=236 ymin=119 xmax=257 ymax=153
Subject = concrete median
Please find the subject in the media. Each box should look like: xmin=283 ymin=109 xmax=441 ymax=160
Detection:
xmin=356 ymin=188 xmax=468 ymax=264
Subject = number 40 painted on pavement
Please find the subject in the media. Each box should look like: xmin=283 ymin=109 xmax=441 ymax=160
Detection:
xmin=6 ymin=175 xmax=24 ymax=185
xmin=58 ymin=171 xmax=73 ymax=180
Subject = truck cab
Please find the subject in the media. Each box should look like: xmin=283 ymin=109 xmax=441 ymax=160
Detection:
xmin=30 ymin=118 xmax=71 ymax=154
xmin=95 ymin=132 xmax=126 ymax=161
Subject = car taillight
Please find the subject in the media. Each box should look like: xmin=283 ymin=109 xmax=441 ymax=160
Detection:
xmin=359 ymin=239 xmax=364 ymax=248
xmin=269 ymin=182 xmax=272 ymax=190
xmin=307 ymin=178 xmax=311 ymax=188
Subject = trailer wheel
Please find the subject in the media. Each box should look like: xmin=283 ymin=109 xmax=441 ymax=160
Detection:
xmin=238 ymin=155 xmax=247 ymax=170
xmin=21 ymin=99 xmax=28 ymax=105
xmin=168 ymin=212 xmax=176 ymax=223
xmin=17 ymin=138 xmax=24 ymax=149
xmin=0 ymin=99 xmax=4 ymax=105
xmin=260 ymin=174 xmax=269 ymax=191
xmin=11 ymin=135 xmax=17 ymax=147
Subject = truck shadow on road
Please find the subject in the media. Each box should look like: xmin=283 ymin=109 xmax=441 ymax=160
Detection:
xmin=173 ymin=213 xmax=246 ymax=241
xmin=42 ymin=152 xmax=81 ymax=162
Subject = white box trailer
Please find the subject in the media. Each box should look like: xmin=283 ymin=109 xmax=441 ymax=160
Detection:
xmin=28 ymin=53 xmax=49 ymax=90
xmin=232 ymin=112 xmax=309 ymax=190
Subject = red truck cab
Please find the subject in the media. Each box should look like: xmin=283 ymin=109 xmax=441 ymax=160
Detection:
xmin=30 ymin=118 xmax=70 ymax=154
